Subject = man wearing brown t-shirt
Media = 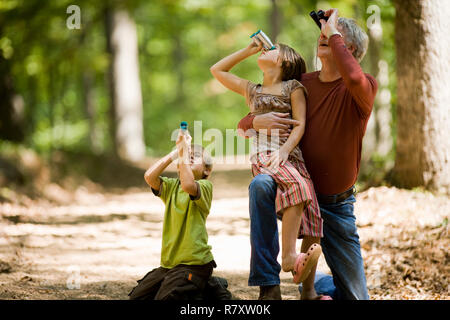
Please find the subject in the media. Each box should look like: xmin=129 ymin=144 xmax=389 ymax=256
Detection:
xmin=238 ymin=9 xmax=377 ymax=300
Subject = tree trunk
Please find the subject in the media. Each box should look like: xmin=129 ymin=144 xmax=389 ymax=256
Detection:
xmin=0 ymin=55 xmax=24 ymax=142
xmin=172 ymin=32 xmax=185 ymax=106
xmin=105 ymin=7 xmax=145 ymax=162
xmin=363 ymin=2 xmax=393 ymax=164
xmin=393 ymin=0 xmax=450 ymax=194
xmin=82 ymin=71 xmax=101 ymax=154
xmin=269 ymin=0 xmax=282 ymax=42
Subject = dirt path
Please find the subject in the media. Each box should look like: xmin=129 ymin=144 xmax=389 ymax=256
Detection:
xmin=0 ymin=178 xmax=448 ymax=300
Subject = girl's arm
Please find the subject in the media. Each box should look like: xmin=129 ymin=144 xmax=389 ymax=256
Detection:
xmin=266 ymin=88 xmax=306 ymax=167
xmin=144 ymin=150 xmax=178 ymax=191
xmin=280 ymin=88 xmax=306 ymax=154
xmin=210 ymin=38 xmax=263 ymax=97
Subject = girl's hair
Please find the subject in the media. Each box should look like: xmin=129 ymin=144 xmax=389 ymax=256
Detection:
xmin=278 ymin=43 xmax=307 ymax=82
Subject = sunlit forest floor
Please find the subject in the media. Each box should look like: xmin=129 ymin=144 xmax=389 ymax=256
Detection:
xmin=0 ymin=155 xmax=448 ymax=300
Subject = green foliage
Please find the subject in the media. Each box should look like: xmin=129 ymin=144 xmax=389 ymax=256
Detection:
xmin=1 ymin=0 xmax=397 ymax=172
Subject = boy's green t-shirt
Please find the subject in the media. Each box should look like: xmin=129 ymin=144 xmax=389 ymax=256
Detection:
xmin=152 ymin=176 xmax=214 ymax=269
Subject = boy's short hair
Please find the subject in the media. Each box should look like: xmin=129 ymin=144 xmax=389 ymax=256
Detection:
xmin=191 ymin=144 xmax=213 ymax=179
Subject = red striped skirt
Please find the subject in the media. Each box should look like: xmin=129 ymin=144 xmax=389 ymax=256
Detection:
xmin=251 ymin=151 xmax=323 ymax=238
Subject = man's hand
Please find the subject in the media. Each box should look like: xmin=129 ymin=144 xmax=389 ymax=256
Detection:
xmin=320 ymin=8 xmax=340 ymax=39
xmin=253 ymin=112 xmax=300 ymax=137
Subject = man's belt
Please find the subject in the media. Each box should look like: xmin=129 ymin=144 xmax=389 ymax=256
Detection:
xmin=316 ymin=186 xmax=356 ymax=205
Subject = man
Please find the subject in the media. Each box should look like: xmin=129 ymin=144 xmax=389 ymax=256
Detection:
xmin=238 ymin=9 xmax=378 ymax=300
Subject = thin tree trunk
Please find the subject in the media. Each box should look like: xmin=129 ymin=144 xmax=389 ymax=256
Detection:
xmin=48 ymin=67 xmax=55 ymax=152
xmin=82 ymin=71 xmax=101 ymax=154
xmin=393 ymin=0 xmax=450 ymax=193
xmin=365 ymin=14 xmax=382 ymax=154
xmin=0 ymin=55 xmax=24 ymax=142
xmin=363 ymin=1 xmax=393 ymax=164
xmin=105 ymin=7 xmax=145 ymax=162
xmin=105 ymin=7 xmax=117 ymax=156
xmin=172 ymin=32 xmax=185 ymax=106
xmin=24 ymin=76 xmax=37 ymax=145
xmin=269 ymin=0 xmax=282 ymax=42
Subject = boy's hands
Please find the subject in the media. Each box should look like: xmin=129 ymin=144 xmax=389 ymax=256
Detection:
xmin=175 ymin=130 xmax=198 ymax=196
xmin=176 ymin=130 xmax=192 ymax=163
xmin=169 ymin=149 xmax=179 ymax=161
xmin=246 ymin=37 xmax=263 ymax=55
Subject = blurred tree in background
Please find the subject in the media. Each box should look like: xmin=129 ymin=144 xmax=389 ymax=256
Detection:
xmin=3 ymin=0 xmax=445 ymax=194
xmin=392 ymin=0 xmax=450 ymax=194
xmin=105 ymin=1 xmax=146 ymax=162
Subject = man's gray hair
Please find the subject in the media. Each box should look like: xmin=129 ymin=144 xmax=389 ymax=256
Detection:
xmin=337 ymin=17 xmax=369 ymax=63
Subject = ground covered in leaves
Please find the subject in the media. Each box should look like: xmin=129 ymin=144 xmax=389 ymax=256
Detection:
xmin=0 ymin=165 xmax=448 ymax=300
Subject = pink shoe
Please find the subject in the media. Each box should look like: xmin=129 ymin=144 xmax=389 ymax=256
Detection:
xmin=292 ymin=243 xmax=322 ymax=284
xmin=316 ymin=295 xmax=333 ymax=300
xmin=302 ymin=295 xmax=333 ymax=300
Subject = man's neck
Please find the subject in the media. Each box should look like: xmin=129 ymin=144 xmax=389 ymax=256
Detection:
xmin=319 ymin=58 xmax=341 ymax=82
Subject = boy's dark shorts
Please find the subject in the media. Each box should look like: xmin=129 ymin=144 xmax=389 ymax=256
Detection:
xmin=128 ymin=260 xmax=232 ymax=300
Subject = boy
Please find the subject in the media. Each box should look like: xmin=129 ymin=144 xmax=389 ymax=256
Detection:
xmin=128 ymin=131 xmax=216 ymax=300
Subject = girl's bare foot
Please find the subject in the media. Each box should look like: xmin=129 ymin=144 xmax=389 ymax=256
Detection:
xmin=300 ymin=288 xmax=321 ymax=300
xmin=281 ymin=253 xmax=298 ymax=272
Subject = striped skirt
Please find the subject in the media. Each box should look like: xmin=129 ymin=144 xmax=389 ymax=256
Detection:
xmin=251 ymin=151 xmax=323 ymax=238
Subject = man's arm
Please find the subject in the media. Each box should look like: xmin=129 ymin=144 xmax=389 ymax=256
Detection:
xmin=144 ymin=150 xmax=177 ymax=191
xmin=237 ymin=112 xmax=299 ymax=138
xmin=329 ymin=35 xmax=378 ymax=118
xmin=321 ymin=8 xmax=378 ymax=118
xmin=237 ymin=113 xmax=256 ymax=138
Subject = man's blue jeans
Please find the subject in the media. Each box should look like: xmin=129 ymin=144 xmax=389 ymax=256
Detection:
xmin=248 ymin=174 xmax=369 ymax=300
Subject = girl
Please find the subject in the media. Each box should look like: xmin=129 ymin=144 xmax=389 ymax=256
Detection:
xmin=210 ymin=36 xmax=329 ymax=300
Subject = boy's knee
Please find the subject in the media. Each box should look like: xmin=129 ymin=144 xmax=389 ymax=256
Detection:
xmin=249 ymin=174 xmax=276 ymax=196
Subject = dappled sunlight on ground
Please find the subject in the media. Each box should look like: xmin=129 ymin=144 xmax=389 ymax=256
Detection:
xmin=0 ymin=177 xmax=448 ymax=300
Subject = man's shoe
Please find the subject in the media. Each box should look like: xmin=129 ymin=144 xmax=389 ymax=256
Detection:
xmin=258 ymin=285 xmax=282 ymax=300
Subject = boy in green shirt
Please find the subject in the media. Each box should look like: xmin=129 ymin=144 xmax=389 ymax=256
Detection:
xmin=128 ymin=130 xmax=216 ymax=300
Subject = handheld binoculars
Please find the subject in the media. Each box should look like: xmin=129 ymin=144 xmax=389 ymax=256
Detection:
xmin=309 ymin=10 xmax=329 ymax=30
xmin=180 ymin=121 xmax=188 ymax=131
xmin=250 ymin=30 xmax=276 ymax=51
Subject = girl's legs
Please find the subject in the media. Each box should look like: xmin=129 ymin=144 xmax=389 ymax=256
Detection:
xmin=299 ymin=236 xmax=321 ymax=300
xmin=281 ymin=205 xmax=323 ymax=299
xmin=281 ymin=203 xmax=304 ymax=272
xmin=257 ymin=154 xmax=323 ymax=289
